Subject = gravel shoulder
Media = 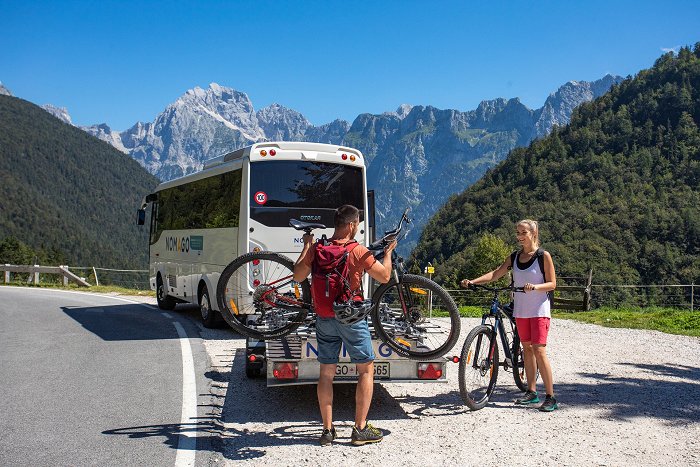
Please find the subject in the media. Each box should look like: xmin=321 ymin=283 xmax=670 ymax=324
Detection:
xmin=117 ymin=293 xmax=700 ymax=466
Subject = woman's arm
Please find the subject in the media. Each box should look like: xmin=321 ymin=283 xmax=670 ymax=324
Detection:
xmin=460 ymin=257 xmax=511 ymax=288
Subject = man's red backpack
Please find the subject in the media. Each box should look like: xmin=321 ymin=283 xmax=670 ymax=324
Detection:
xmin=311 ymin=237 xmax=362 ymax=318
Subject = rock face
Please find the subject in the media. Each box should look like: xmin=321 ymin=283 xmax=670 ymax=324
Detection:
xmin=79 ymin=76 xmax=621 ymax=254
xmin=41 ymin=104 xmax=73 ymax=125
xmin=0 ymin=82 xmax=12 ymax=96
xmin=534 ymin=74 xmax=620 ymax=137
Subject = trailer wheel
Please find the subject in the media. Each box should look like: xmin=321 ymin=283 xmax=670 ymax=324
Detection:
xmin=245 ymin=367 xmax=262 ymax=378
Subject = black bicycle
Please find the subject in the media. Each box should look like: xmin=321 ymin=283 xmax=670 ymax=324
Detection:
xmin=215 ymin=209 xmax=460 ymax=360
xmin=458 ymin=284 xmax=539 ymax=410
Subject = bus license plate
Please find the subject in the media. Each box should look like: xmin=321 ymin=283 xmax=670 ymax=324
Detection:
xmin=335 ymin=362 xmax=390 ymax=379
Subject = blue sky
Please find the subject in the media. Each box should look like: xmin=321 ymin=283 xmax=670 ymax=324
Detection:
xmin=1 ymin=0 xmax=698 ymax=130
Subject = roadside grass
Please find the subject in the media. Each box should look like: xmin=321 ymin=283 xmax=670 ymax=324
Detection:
xmin=454 ymin=305 xmax=699 ymax=337
xmin=554 ymin=307 xmax=700 ymax=337
xmin=0 ymin=281 xmax=155 ymax=297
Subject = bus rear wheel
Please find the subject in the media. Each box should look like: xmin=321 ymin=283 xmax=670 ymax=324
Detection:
xmin=199 ymin=284 xmax=222 ymax=328
xmin=156 ymin=274 xmax=177 ymax=310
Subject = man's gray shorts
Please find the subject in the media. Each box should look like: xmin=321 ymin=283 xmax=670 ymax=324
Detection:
xmin=315 ymin=317 xmax=375 ymax=364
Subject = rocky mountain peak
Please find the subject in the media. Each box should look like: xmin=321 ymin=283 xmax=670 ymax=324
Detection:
xmin=535 ymin=75 xmax=624 ymax=136
xmin=0 ymin=82 xmax=12 ymax=96
xmin=41 ymin=104 xmax=73 ymax=125
xmin=396 ymin=104 xmax=413 ymax=119
xmin=256 ymin=103 xmax=311 ymax=141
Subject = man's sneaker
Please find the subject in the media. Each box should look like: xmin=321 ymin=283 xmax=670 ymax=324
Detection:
xmin=319 ymin=426 xmax=336 ymax=446
xmin=514 ymin=390 xmax=540 ymax=405
xmin=350 ymin=423 xmax=383 ymax=446
xmin=539 ymin=395 xmax=559 ymax=412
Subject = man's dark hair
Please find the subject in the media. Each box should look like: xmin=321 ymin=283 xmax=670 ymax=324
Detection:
xmin=334 ymin=205 xmax=360 ymax=228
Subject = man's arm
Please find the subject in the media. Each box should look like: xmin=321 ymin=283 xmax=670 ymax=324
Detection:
xmin=365 ymin=239 xmax=397 ymax=284
xmin=293 ymin=233 xmax=314 ymax=282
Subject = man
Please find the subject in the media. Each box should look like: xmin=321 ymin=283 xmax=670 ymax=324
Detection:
xmin=294 ymin=204 xmax=396 ymax=446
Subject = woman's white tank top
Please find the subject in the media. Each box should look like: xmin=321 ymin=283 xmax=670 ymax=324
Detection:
xmin=512 ymin=253 xmax=551 ymax=319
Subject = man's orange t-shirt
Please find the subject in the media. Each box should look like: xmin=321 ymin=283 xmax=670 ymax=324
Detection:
xmin=302 ymin=239 xmax=377 ymax=294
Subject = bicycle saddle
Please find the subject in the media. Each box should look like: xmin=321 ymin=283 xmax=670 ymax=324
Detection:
xmin=289 ymin=219 xmax=326 ymax=231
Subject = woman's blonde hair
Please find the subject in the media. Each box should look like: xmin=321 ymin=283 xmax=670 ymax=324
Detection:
xmin=516 ymin=219 xmax=540 ymax=248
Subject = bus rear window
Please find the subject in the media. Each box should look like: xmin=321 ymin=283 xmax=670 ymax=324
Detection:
xmin=250 ymin=160 xmax=364 ymax=227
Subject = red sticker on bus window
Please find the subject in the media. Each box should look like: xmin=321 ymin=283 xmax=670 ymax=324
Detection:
xmin=254 ymin=191 xmax=268 ymax=205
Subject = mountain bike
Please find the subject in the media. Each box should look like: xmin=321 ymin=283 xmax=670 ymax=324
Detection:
xmin=458 ymin=284 xmax=539 ymax=410
xmin=215 ymin=209 xmax=460 ymax=360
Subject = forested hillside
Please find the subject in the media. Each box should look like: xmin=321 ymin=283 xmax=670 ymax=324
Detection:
xmin=0 ymin=95 xmax=159 ymax=268
xmin=412 ymin=46 xmax=700 ymax=287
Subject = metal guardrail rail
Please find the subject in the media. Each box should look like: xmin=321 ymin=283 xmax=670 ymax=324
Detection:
xmin=2 ymin=264 xmax=91 ymax=287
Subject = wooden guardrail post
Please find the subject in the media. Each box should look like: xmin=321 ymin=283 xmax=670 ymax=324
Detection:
xmin=4 ymin=264 xmax=9 ymax=283
xmin=62 ymin=266 xmax=69 ymax=286
xmin=33 ymin=265 xmax=40 ymax=285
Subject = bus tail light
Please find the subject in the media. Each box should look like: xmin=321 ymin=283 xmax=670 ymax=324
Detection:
xmin=341 ymin=153 xmax=348 ymax=160
xmin=350 ymin=155 xmax=356 ymax=161
xmin=417 ymin=363 xmax=443 ymax=379
xmin=260 ymin=150 xmax=267 ymax=156
xmin=273 ymin=362 xmax=298 ymax=380
xmin=269 ymin=149 xmax=276 ymax=156
xmin=253 ymin=279 xmax=260 ymax=287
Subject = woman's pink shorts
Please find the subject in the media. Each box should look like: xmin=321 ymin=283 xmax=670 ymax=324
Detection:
xmin=515 ymin=317 xmax=551 ymax=345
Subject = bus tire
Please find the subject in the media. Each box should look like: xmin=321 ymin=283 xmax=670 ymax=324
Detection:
xmin=156 ymin=274 xmax=177 ymax=310
xmin=199 ymin=283 xmax=222 ymax=328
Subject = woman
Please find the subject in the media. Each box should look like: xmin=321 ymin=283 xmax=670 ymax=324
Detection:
xmin=460 ymin=219 xmax=558 ymax=412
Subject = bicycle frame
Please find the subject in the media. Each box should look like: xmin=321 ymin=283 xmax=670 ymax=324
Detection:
xmin=471 ymin=287 xmax=520 ymax=371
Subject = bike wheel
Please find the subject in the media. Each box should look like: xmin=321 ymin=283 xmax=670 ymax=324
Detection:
xmin=371 ymin=274 xmax=460 ymax=360
xmin=216 ymin=252 xmax=311 ymax=339
xmin=512 ymin=333 xmax=540 ymax=392
xmin=458 ymin=325 xmax=499 ymax=410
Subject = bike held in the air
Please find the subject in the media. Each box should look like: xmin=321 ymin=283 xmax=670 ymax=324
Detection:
xmin=215 ymin=209 xmax=461 ymax=360
xmin=458 ymin=284 xmax=540 ymax=410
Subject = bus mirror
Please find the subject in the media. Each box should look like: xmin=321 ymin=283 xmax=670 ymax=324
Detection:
xmin=136 ymin=208 xmax=146 ymax=226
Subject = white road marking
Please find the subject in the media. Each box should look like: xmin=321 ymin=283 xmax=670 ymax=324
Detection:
xmin=173 ymin=321 xmax=197 ymax=467
xmin=161 ymin=312 xmax=173 ymax=319
xmin=1 ymin=288 xmax=199 ymax=464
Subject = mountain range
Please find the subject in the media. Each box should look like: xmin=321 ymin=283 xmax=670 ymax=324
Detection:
xmin=3 ymin=75 xmax=622 ymax=255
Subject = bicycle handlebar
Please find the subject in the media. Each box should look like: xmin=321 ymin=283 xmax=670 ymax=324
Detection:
xmin=369 ymin=208 xmax=411 ymax=250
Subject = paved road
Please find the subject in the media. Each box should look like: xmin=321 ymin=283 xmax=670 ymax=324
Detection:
xmin=0 ymin=287 xmax=215 ymax=466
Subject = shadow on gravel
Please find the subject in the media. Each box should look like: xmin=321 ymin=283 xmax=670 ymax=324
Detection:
xmin=215 ymin=348 xmax=408 ymax=460
xmin=557 ymin=362 xmax=700 ymax=425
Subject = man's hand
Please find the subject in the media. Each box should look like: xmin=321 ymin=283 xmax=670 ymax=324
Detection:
xmin=384 ymin=237 xmax=397 ymax=254
xmin=302 ymin=233 xmax=314 ymax=246
xmin=460 ymin=279 xmax=473 ymax=289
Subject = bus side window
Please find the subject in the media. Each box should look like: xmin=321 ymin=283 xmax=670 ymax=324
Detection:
xmin=150 ymin=201 xmax=160 ymax=245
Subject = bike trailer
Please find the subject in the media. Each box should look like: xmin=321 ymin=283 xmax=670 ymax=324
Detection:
xmin=245 ymin=326 xmax=448 ymax=387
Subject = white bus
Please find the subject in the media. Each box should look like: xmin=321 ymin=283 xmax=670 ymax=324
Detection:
xmin=138 ymin=141 xmax=371 ymax=328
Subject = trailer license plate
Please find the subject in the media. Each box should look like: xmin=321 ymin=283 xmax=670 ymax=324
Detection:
xmin=335 ymin=362 xmax=390 ymax=379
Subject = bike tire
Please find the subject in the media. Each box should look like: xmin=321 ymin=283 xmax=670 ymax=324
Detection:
xmin=216 ymin=251 xmax=311 ymax=339
xmin=458 ymin=325 xmax=499 ymax=410
xmin=371 ymin=274 xmax=460 ymax=360
xmin=512 ymin=332 xmax=540 ymax=392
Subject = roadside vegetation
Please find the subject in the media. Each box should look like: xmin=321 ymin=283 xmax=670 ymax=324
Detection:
xmin=0 ymin=281 xmax=154 ymax=297
xmin=457 ymin=305 xmax=700 ymax=337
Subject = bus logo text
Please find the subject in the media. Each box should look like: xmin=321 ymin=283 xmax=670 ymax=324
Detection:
xmin=165 ymin=235 xmax=203 ymax=253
